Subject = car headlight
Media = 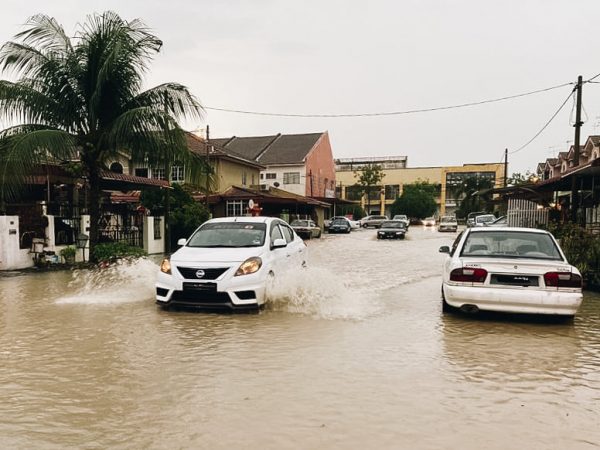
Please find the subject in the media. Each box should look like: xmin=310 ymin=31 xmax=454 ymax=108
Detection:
xmin=160 ymin=258 xmax=171 ymax=274
xmin=235 ymin=257 xmax=262 ymax=276
xmin=396 ymin=231 xmax=403 ymax=234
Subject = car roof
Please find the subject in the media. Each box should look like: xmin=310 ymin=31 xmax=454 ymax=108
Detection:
xmin=467 ymin=227 xmax=550 ymax=234
xmin=207 ymin=216 xmax=273 ymax=224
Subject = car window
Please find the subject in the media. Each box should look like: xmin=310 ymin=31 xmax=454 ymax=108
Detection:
xmin=280 ymin=224 xmax=295 ymax=243
xmin=291 ymin=220 xmax=307 ymax=227
xmin=309 ymin=221 xmax=316 ymax=227
xmin=450 ymin=231 xmax=464 ymax=256
xmin=460 ymin=231 xmax=563 ymax=260
xmin=188 ymin=222 xmax=266 ymax=248
xmin=270 ymin=223 xmax=284 ymax=243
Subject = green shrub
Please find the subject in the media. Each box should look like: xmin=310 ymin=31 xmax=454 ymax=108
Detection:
xmin=92 ymin=243 xmax=147 ymax=263
xmin=59 ymin=246 xmax=76 ymax=259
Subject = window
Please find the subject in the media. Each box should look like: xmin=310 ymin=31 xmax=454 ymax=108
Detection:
xmin=280 ymin=224 xmax=294 ymax=243
xmin=135 ymin=168 xmax=149 ymax=178
xmin=172 ymin=165 xmax=185 ymax=182
xmin=152 ymin=168 xmax=166 ymax=180
xmin=265 ymin=173 xmax=276 ymax=180
xmin=241 ymin=171 xmax=247 ymax=186
xmin=270 ymin=223 xmax=284 ymax=243
xmin=345 ymin=185 xmax=363 ymax=201
xmin=153 ymin=217 xmax=161 ymax=240
xmin=283 ymin=172 xmax=300 ymax=184
xmin=109 ymin=162 xmax=123 ymax=174
xmin=226 ymin=200 xmax=245 ymax=217
xmin=260 ymin=173 xmax=264 ymax=180
xmin=385 ymin=184 xmax=400 ymax=199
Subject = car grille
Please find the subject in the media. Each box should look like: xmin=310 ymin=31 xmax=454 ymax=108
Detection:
xmin=176 ymin=266 xmax=229 ymax=280
xmin=171 ymin=282 xmax=231 ymax=303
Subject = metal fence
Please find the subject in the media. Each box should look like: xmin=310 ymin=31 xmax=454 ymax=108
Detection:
xmin=507 ymin=198 xmax=549 ymax=228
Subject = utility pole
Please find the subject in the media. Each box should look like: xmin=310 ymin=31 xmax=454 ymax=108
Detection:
xmin=504 ymin=148 xmax=508 ymax=188
xmin=205 ymin=124 xmax=210 ymax=209
xmin=571 ymin=75 xmax=583 ymax=222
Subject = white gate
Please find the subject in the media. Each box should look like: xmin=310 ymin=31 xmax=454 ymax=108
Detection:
xmin=507 ymin=198 xmax=549 ymax=228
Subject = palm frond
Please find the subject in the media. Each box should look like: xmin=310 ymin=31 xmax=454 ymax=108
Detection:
xmin=15 ymin=14 xmax=73 ymax=54
xmin=131 ymin=83 xmax=203 ymax=122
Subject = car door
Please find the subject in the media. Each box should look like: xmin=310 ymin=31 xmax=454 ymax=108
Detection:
xmin=269 ymin=221 xmax=287 ymax=275
xmin=280 ymin=222 xmax=305 ymax=265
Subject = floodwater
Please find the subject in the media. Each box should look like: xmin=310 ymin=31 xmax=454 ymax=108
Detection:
xmin=1 ymin=227 xmax=599 ymax=449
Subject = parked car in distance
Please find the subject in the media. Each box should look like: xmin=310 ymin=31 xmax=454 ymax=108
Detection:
xmin=361 ymin=215 xmax=389 ymax=228
xmin=466 ymin=211 xmax=488 ymax=227
xmin=473 ymin=214 xmax=496 ymax=227
xmin=438 ymin=215 xmax=458 ymax=232
xmin=155 ymin=217 xmax=306 ymax=312
xmin=377 ymin=220 xmax=407 ymax=239
xmin=290 ymin=219 xmax=321 ymax=239
xmin=485 ymin=215 xmax=508 ymax=227
xmin=328 ymin=217 xmax=352 ymax=234
xmin=392 ymin=215 xmax=410 ymax=228
xmin=439 ymin=227 xmax=583 ymax=317
xmin=422 ymin=216 xmax=436 ymax=227
xmin=324 ymin=216 xmax=357 ymax=229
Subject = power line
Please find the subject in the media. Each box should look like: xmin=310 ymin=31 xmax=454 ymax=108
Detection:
xmin=205 ymin=82 xmax=574 ymax=118
xmin=509 ymin=88 xmax=575 ymax=155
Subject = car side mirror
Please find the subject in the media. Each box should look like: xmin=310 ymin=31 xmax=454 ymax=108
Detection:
xmin=177 ymin=238 xmax=187 ymax=246
xmin=272 ymin=238 xmax=287 ymax=249
xmin=439 ymin=246 xmax=450 ymax=254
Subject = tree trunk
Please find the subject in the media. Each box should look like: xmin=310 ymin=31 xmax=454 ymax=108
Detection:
xmin=88 ymin=166 xmax=101 ymax=263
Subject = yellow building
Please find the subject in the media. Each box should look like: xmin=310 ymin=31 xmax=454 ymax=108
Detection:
xmin=335 ymin=157 xmax=505 ymax=217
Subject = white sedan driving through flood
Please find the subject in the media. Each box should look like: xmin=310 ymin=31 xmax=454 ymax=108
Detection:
xmin=440 ymin=227 xmax=583 ymax=317
xmin=156 ymin=217 xmax=306 ymax=311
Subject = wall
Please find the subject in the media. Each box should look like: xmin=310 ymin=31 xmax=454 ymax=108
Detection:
xmin=304 ymin=132 xmax=336 ymax=198
xmin=260 ymin=164 xmax=306 ymax=196
xmin=0 ymin=216 xmax=35 ymax=270
xmin=216 ymin=159 xmax=261 ymax=191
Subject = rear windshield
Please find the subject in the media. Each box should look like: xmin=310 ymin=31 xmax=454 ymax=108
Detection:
xmin=291 ymin=220 xmax=309 ymax=227
xmin=187 ymin=222 xmax=266 ymax=248
xmin=460 ymin=231 xmax=563 ymax=260
xmin=332 ymin=218 xmax=347 ymax=225
xmin=441 ymin=217 xmax=456 ymax=223
xmin=476 ymin=215 xmax=495 ymax=223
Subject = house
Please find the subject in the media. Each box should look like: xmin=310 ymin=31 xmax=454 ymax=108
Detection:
xmin=211 ymin=132 xmax=336 ymax=199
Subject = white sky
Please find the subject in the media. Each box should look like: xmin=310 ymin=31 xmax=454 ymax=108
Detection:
xmin=1 ymin=0 xmax=600 ymax=174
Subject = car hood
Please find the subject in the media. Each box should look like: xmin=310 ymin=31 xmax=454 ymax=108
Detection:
xmin=380 ymin=227 xmax=405 ymax=231
xmin=171 ymin=245 xmax=263 ymax=264
xmin=460 ymin=257 xmax=573 ymax=275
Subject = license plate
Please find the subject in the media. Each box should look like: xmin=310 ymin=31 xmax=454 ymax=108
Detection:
xmin=183 ymin=282 xmax=217 ymax=291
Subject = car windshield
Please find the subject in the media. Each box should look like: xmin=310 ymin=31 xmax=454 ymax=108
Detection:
xmin=394 ymin=215 xmax=407 ymax=220
xmin=441 ymin=217 xmax=456 ymax=223
xmin=291 ymin=220 xmax=309 ymax=227
xmin=187 ymin=222 xmax=266 ymax=248
xmin=381 ymin=221 xmax=405 ymax=228
xmin=460 ymin=231 xmax=563 ymax=260
xmin=331 ymin=219 xmax=347 ymax=225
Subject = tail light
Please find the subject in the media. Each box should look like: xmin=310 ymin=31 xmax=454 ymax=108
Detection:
xmin=544 ymin=272 xmax=582 ymax=288
xmin=450 ymin=268 xmax=488 ymax=283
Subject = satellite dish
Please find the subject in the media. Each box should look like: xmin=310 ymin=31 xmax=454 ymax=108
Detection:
xmin=248 ymin=199 xmax=255 ymax=209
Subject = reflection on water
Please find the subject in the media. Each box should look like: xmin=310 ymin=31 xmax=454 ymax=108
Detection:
xmin=0 ymin=228 xmax=599 ymax=449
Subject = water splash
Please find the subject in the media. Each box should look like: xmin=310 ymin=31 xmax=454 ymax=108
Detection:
xmin=265 ymin=266 xmax=381 ymax=320
xmin=55 ymin=258 xmax=158 ymax=305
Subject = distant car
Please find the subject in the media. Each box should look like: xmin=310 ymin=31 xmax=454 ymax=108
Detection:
xmin=361 ymin=215 xmax=389 ymax=228
xmin=439 ymin=227 xmax=583 ymax=317
xmin=466 ymin=211 xmax=488 ymax=227
xmin=392 ymin=215 xmax=410 ymax=228
xmin=422 ymin=216 xmax=436 ymax=227
xmin=485 ymin=216 xmax=508 ymax=227
xmin=377 ymin=220 xmax=407 ymax=239
xmin=438 ymin=215 xmax=458 ymax=232
xmin=328 ymin=217 xmax=352 ymax=234
xmin=473 ymin=214 xmax=496 ymax=227
xmin=290 ymin=219 xmax=321 ymax=239
xmin=155 ymin=217 xmax=306 ymax=311
xmin=324 ymin=216 xmax=356 ymax=229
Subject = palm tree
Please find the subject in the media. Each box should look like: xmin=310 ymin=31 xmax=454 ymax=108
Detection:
xmin=0 ymin=12 xmax=207 ymax=260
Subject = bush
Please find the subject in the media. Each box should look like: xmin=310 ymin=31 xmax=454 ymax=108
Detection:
xmin=92 ymin=242 xmax=147 ymax=263
xmin=59 ymin=246 xmax=76 ymax=260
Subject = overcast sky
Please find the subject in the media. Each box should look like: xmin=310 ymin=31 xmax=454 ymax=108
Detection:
xmin=2 ymin=0 xmax=600 ymax=174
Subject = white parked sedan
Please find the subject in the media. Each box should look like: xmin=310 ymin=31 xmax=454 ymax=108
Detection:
xmin=156 ymin=217 xmax=306 ymax=311
xmin=439 ymin=227 xmax=583 ymax=317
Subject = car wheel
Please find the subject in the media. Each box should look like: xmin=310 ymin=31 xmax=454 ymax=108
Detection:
xmin=362 ymin=223 xmax=368 ymax=228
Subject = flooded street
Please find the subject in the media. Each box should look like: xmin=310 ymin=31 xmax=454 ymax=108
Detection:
xmin=1 ymin=227 xmax=599 ymax=449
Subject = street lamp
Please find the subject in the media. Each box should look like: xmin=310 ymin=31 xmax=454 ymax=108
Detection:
xmin=76 ymin=233 xmax=89 ymax=263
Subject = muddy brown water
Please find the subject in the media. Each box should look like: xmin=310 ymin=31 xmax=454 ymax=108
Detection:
xmin=1 ymin=227 xmax=599 ymax=449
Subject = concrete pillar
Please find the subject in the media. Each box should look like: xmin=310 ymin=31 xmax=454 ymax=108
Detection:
xmin=45 ymin=215 xmax=55 ymax=250
xmin=0 ymin=216 xmax=34 ymax=270
xmin=143 ymin=216 xmax=165 ymax=254
xmin=79 ymin=215 xmax=90 ymax=262
xmin=380 ymin=189 xmax=386 ymax=216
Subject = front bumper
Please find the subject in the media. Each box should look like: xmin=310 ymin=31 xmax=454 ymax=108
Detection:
xmin=377 ymin=231 xmax=405 ymax=239
xmin=438 ymin=225 xmax=457 ymax=232
xmin=155 ymin=268 xmax=266 ymax=311
xmin=443 ymin=283 xmax=583 ymax=316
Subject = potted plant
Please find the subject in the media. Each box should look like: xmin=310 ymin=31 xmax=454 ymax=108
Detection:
xmin=60 ymin=246 xmax=76 ymax=264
